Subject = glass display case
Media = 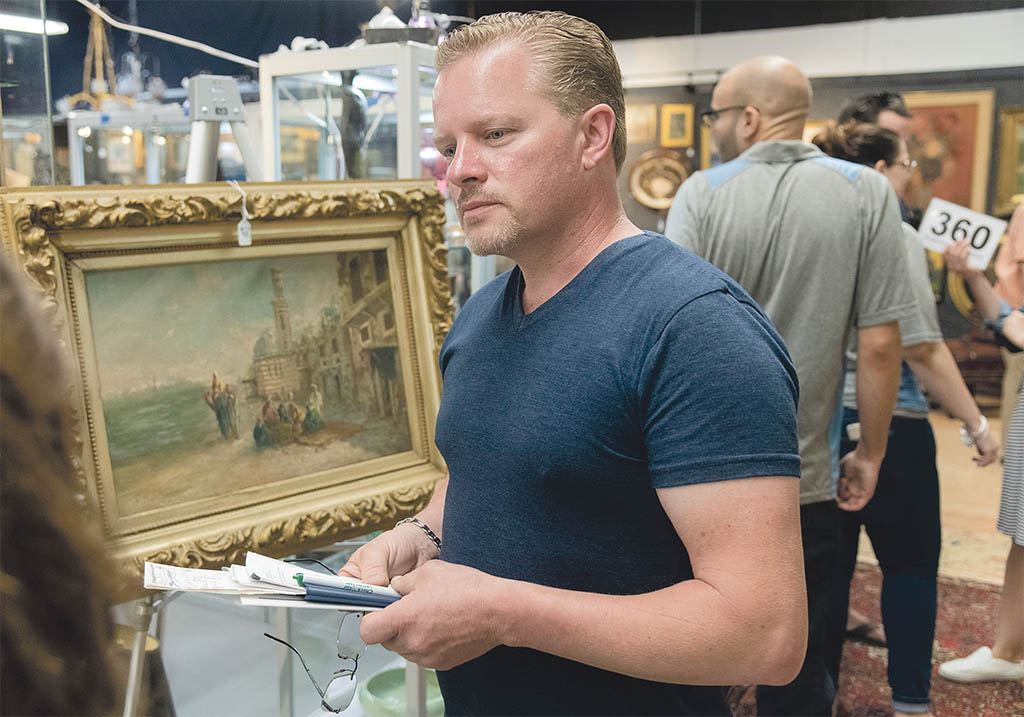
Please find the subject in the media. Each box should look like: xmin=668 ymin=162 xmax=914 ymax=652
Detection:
xmin=0 ymin=0 xmax=57 ymax=186
xmin=65 ymin=105 xmax=255 ymax=185
xmin=259 ymin=42 xmax=438 ymax=181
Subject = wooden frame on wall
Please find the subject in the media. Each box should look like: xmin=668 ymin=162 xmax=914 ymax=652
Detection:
xmin=0 ymin=180 xmax=452 ymax=598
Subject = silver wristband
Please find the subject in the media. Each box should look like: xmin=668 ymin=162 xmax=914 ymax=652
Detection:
xmin=395 ymin=517 xmax=441 ymax=554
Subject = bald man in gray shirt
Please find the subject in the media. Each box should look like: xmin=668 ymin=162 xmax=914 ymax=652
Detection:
xmin=665 ymin=56 xmax=914 ymax=716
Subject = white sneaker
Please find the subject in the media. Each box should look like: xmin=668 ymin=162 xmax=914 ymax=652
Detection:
xmin=938 ymin=646 xmax=1024 ymax=683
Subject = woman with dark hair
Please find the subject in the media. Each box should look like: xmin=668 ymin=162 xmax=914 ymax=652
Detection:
xmin=0 ymin=256 xmax=119 ymax=715
xmin=814 ymin=121 xmax=999 ymax=716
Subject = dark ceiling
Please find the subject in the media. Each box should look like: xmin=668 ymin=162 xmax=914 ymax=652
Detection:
xmin=31 ymin=0 xmax=1024 ymax=103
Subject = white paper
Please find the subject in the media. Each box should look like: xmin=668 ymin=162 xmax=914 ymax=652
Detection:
xmin=144 ymin=562 xmax=275 ymax=594
xmin=916 ymin=198 xmax=1007 ymax=270
xmin=244 ymin=551 xmax=317 ymax=589
xmin=229 ymin=564 xmax=303 ymax=595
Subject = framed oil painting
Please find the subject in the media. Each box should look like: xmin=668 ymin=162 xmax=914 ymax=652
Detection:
xmin=994 ymin=106 xmax=1024 ymax=217
xmin=700 ymin=125 xmax=720 ymax=170
xmin=625 ymin=103 xmax=657 ymax=144
xmin=0 ymin=180 xmax=451 ymax=597
xmin=660 ymin=104 xmax=694 ymax=148
xmin=903 ymin=90 xmax=995 ymax=213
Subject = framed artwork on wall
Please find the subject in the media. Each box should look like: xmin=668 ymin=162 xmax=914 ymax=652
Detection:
xmin=0 ymin=180 xmax=451 ymax=598
xmin=903 ymin=90 xmax=995 ymax=213
xmin=660 ymin=104 xmax=694 ymax=148
xmin=625 ymin=104 xmax=657 ymax=144
xmin=994 ymin=106 xmax=1024 ymax=217
xmin=700 ymin=125 xmax=721 ymax=170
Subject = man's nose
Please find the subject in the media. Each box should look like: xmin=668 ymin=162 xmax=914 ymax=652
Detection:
xmin=447 ymin=142 xmax=486 ymax=187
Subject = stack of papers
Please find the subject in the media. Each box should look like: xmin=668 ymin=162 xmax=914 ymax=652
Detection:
xmin=143 ymin=551 xmax=400 ymax=611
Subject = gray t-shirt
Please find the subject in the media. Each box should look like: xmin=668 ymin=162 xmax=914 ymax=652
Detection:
xmin=665 ymin=141 xmax=915 ymax=505
xmin=843 ymin=222 xmax=944 ymax=419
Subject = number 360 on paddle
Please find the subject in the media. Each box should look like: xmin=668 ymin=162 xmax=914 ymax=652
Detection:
xmin=917 ymin=198 xmax=1008 ymax=271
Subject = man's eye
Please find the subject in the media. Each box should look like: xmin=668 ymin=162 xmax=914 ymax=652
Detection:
xmin=486 ymin=130 xmax=506 ymax=140
xmin=440 ymin=146 xmax=456 ymax=159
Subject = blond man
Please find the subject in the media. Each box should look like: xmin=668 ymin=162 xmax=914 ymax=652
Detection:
xmin=341 ymin=13 xmax=807 ymax=715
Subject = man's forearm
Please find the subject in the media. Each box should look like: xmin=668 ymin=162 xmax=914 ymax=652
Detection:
xmin=855 ymin=322 xmax=902 ymax=461
xmin=499 ymin=565 xmax=804 ymax=686
xmin=415 ymin=477 xmax=447 ymax=539
xmin=904 ymin=342 xmax=984 ymax=431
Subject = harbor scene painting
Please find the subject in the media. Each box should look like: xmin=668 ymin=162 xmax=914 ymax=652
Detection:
xmin=84 ymin=250 xmax=411 ymax=517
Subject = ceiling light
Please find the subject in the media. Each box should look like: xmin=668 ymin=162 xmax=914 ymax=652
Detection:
xmin=0 ymin=13 xmax=70 ymax=36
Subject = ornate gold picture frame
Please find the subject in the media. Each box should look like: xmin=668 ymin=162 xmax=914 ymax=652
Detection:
xmin=660 ymin=104 xmax=694 ymax=148
xmin=0 ymin=180 xmax=451 ymax=598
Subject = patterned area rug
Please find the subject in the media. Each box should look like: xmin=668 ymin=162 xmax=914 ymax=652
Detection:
xmin=728 ymin=564 xmax=1024 ymax=715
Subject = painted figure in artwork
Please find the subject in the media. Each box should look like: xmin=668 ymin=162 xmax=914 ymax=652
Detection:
xmin=303 ymin=385 xmax=325 ymax=434
xmin=203 ymin=373 xmax=239 ymax=440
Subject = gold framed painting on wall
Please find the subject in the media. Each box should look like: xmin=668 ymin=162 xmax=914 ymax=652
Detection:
xmin=660 ymin=104 xmax=694 ymax=148
xmin=0 ymin=180 xmax=451 ymax=598
xmin=994 ymin=106 xmax=1024 ymax=217
xmin=903 ymin=90 xmax=995 ymax=213
xmin=625 ymin=104 xmax=657 ymax=144
xmin=700 ymin=125 xmax=720 ymax=170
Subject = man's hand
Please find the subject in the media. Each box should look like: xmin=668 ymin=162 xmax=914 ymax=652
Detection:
xmin=974 ymin=429 xmax=1000 ymax=467
xmin=338 ymin=524 xmax=440 ymax=587
xmin=359 ymin=560 xmax=505 ymax=670
xmin=837 ymin=446 xmax=881 ymax=511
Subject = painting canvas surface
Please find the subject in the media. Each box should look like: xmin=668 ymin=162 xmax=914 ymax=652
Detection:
xmin=905 ymin=103 xmax=981 ymax=211
xmin=85 ymin=250 xmax=411 ymax=517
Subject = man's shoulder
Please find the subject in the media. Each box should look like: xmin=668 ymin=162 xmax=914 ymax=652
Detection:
xmin=617 ymin=233 xmax=759 ymax=313
xmin=682 ymin=157 xmax=757 ymax=196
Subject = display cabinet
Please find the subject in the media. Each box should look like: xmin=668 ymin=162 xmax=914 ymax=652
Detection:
xmin=259 ymin=42 xmax=438 ymax=181
xmin=65 ymin=105 xmax=258 ymax=185
xmin=0 ymin=0 xmax=56 ymax=186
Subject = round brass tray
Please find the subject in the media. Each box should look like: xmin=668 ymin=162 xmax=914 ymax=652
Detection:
xmin=629 ymin=148 xmax=691 ymax=210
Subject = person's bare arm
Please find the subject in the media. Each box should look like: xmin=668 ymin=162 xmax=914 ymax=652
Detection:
xmin=338 ymin=478 xmax=447 ymax=586
xmin=840 ymin=321 xmax=901 ymax=510
xmin=903 ymin=341 xmax=998 ymax=466
xmin=1002 ymin=311 xmax=1024 ymax=349
xmin=359 ymin=476 xmax=807 ymax=686
xmin=944 ymin=238 xmax=1024 ymax=349
xmin=943 ymin=239 xmax=1006 ymax=321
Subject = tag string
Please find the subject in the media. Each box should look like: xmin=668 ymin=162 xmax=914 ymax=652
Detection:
xmin=227 ymin=180 xmax=252 ymax=222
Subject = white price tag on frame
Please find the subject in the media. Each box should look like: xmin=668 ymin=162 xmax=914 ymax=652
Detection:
xmin=917 ymin=197 xmax=1007 ymax=270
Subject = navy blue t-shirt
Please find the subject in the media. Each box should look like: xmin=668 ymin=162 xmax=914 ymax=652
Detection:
xmin=433 ymin=232 xmax=800 ymax=716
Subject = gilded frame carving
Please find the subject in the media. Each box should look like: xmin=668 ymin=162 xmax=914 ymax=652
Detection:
xmin=0 ymin=180 xmax=451 ymax=599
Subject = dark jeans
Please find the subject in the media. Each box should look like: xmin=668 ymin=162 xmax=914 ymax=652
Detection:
xmin=757 ymin=500 xmax=840 ymax=716
xmin=824 ymin=412 xmax=940 ymax=709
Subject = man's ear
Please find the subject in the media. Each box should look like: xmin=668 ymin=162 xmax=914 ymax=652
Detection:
xmin=873 ymin=159 xmax=887 ymax=173
xmin=579 ymin=104 xmax=616 ymax=170
xmin=739 ymin=106 xmax=760 ymax=142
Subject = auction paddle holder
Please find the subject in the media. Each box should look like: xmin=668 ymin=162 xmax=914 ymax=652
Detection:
xmin=184 ymin=75 xmax=263 ymax=183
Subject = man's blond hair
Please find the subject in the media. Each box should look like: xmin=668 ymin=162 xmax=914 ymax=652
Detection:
xmin=436 ymin=11 xmax=626 ymax=172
